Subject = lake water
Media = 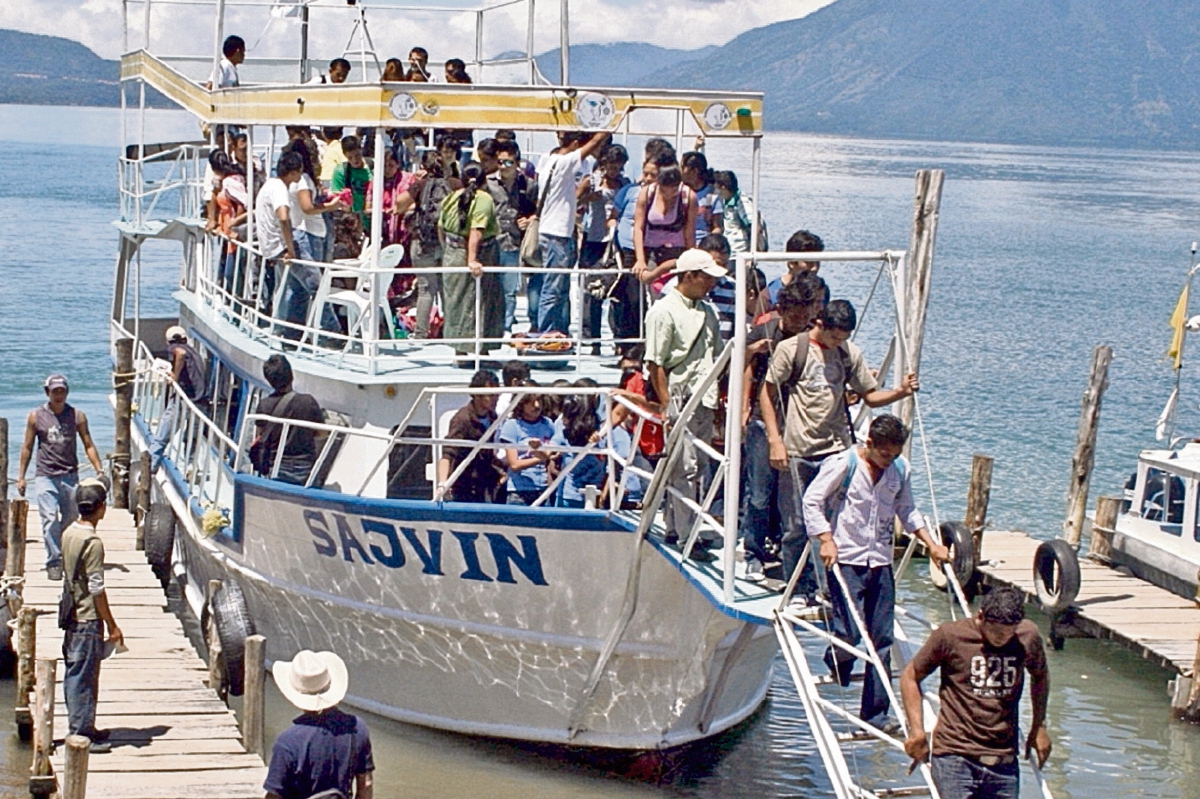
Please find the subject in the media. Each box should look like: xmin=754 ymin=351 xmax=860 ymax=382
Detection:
xmin=2 ymin=104 xmax=1200 ymax=797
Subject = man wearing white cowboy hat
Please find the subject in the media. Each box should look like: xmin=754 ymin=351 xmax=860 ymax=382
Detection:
xmin=266 ymin=650 xmax=374 ymax=799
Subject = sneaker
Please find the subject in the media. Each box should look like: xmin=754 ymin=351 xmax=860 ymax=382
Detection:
xmin=663 ymin=532 xmax=680 ymax=546
xmin=47 ymin=565 xmax=63 ymax=582
xmin=744 ymin=558 xmax=765 ymax=583
xmin=88 ymin=740 xmax=112 ymax=754
xmin=687 ymin=548 xmax=717 ymax=563
xmin=876 ymin=719 xmax=904 ymax=737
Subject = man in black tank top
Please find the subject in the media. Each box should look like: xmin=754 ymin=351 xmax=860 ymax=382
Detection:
xmin=16 ymin=374 xmax=105 ymax=581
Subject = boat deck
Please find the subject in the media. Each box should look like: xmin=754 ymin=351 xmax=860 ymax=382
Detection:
xmin=978 ymin=529 xmax=1200 ymax=675
xmin=19 ymin=508 xmax=268 ymax=799
xmin=645 ymin=535 xmax=788 ymax=625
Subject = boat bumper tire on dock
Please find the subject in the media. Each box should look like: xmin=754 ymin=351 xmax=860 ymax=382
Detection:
xmin=1034 ymin=539 xmax=1081 ymax=613
xmin=144 ymin=502 xmax=175 ymax=587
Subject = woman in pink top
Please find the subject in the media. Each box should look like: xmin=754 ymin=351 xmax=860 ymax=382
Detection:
xmin=631 ymin=165 xmax=697 ymax=297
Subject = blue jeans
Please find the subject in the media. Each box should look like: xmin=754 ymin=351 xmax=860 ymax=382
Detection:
xmin=825 ymin=563 xmax=895 ymax=726
xmin=149 ymin=399 xmax=178 ymax=474
xmin=36 ymin=473 xmax=78 ymax=570
xmin=779 ymin=454 xmax=828 ymax=596
xmin=63 ymin=619 xmax=104 ymax=737
xmin=535 ymin=233 xmax=575 ymax=335
xmin=498 ymin=249 xmax=521 ymax=332
xmin=931 ymin=754 xmax=1019 ymax=799
xmin=740 ymin=420 xmax=777 ymax=565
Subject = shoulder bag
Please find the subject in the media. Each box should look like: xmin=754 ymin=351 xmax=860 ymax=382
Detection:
xmin=58 ymin=538 xmax=96 ymax=630
xmin=519 ymin=158 xmax=559 ymax=268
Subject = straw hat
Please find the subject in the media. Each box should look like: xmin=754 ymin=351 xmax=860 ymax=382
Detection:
xmin=273 ymin=650 xmax=348 ymax=712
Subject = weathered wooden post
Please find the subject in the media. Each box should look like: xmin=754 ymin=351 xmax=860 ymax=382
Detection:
xmin=206 ymin=579 xmax=226 ymax=700
xmin=244 ymin=634 xmax=266 ymax=757
xmin=898 ymin=168 xmax=944 ymax=458
xmin=965 ymin=454 xmax=994 ymax=559
xmin=0 ymin=417 xmax=9 ymax=559
xmin=1088 ymin=496 xmax=1121 ymax=564
xmin=113 ymin=337 xmax=135 ymax=509
xmin=6 ymin=497 xmax=27 ymax=582
xmin=30 ymin=657 xmax=57 ymax=796
xmin=15 ymin=606 xmax=37 ymax=739
xmin=1062 ymin=345 xmax=1113 ymax=548
xmin=61 ymin=734 xmax=90 ymax=799
xmin=136 ymin=450 xmax=152 ymax=550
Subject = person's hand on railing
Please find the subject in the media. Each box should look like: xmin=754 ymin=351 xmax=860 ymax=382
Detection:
xmin=468 ymin=260 xmax=484 ymax=277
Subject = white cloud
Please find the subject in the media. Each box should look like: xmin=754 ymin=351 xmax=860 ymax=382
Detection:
xmin=1 ymin=0 xmax=833 ymax=60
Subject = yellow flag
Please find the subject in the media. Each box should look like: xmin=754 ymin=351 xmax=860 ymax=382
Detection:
xmin=1169 ymin=284 xmax=1190 ymax=369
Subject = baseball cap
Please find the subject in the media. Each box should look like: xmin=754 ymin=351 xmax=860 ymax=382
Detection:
xmin=674 ymin=249 xmax=726 ymax=278
xmin=44 ymin=374 xmax=69 ymax=391
xmin=166 ymin=325 xmax=187 ymax=343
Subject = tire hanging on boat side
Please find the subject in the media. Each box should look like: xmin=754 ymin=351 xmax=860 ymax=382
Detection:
xmin=930 ymin=521 xmax=978 ymax=590
xmin=210 ymin=579 xmax=256 ymax=696
xmin=144 ymin=503 xmax=175 ymax=587
xmin=1033 ymin=539 xmax=1080 ymax=614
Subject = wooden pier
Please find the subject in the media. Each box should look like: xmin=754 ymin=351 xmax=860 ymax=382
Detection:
xmin=13 ymin=506 xmax=268 ymax=799
xmin=977 ymin=529 xmax=1200 ymax=677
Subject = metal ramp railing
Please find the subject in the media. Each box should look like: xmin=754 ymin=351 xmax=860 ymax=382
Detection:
xmin=773 ymin=536 xmax=1058 ymax=799
xmin=773 ymin=543 xmax=942 ymax=799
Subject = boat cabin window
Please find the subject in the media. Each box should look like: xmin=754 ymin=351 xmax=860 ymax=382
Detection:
xmin=1141 ymin=468 xmax=1184 ymax=533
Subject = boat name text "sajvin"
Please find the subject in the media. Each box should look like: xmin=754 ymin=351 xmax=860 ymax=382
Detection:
xmin=303 ymin=510 xmax=548 ymax=586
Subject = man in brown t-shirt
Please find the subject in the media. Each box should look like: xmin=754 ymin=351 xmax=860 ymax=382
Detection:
xmin=900 ymin=586 xmax=1051 ymax=799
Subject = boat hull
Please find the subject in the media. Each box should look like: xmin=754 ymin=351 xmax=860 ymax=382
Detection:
xmin=163 ymin=469 xmax=774 ymax=749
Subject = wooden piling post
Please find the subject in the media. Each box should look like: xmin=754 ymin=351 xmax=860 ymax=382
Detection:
xmin=244 ymin=634 xmax=266 ymax=757
xmin=61 ymin=734 xmax=90 ymax=799
xmin=1062 ymin=345 xmax=1113 ymax=548
xmin=15 ymin=606 xmax=37 ymax=739
xmin=6 ymin=497 xmax=27 ymax=583
xmin=1179 ymin=627 xmax=1200 ymax=722
xmin=965 ymin=454 xmax=994 ymax=558
xmin=206 ymin=579 xmax=226 ymax=700
xmin=898 ymin=169 xmax=945 ymax=457
xmin=113 ymin=337 xmax=135 ymax=509
xmin=135 ymin=450 xmax=152 ymax=550
xmin=30 ymin=657 xmax=57 ymax=796
xmin=1088 ymin=496 xmax=1121 ymax=564
xmin=0 ymin=417 xmax=9 ymax=560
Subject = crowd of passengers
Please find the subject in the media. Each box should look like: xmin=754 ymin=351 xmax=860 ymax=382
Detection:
xmin=204 ymin=37 xmax=772 ymax=350
xmin=205 ymin=37 xmax=922 ymax=600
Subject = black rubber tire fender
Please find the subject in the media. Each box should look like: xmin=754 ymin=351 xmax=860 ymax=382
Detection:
xmin=930 ymin=521 xmax=978 ymax=590
xmin=211 ymin=579 xmax=256 ymax=696
xmin=1034 ymin=539 xmax=1081 ymax=614
xmin=144 ymin=503 xmax=175 ymax=586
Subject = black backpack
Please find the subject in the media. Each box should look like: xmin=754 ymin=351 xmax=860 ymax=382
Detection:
xmin=416 ymin=177 xmax=451 ymax=247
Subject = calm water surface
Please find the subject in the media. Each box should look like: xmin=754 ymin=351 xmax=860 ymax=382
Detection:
xmin=1 ymin=105 xmax=1199 ymax=797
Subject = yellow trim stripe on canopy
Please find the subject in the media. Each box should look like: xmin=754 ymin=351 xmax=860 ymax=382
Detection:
xmin=120 ymin=51 xmax=764 ymax=137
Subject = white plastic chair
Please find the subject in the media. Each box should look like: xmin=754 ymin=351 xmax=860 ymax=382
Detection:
xmin=306 ymin=243 xmax=404 ymax=347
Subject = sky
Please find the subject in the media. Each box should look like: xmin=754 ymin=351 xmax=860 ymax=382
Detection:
xmin=0 ymin=0 xmax=832 ymax=60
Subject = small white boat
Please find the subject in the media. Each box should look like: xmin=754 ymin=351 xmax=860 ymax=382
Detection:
xmin=107 ymin=0 xmax=940 ymax=751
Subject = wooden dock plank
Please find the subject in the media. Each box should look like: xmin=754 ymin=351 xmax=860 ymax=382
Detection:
xmin=16 ymin=509 xmax=268 ymax=799
xmin=979 ymin=529 xmax=1200 ymax=676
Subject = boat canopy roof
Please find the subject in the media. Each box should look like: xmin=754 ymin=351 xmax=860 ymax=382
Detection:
xmin=120 ymin=50 xmax=764 ymax=137
xmin=1141 ymin=443 xmax=1200 ymax=480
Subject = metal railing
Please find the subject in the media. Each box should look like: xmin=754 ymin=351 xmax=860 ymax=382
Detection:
xmin=119 ymin=143 xmax=208 ymax=227
xmin=196 ymin=229 xmax=651 ymax=374
xmin=130 ymin=339 xmax=239 ymax=515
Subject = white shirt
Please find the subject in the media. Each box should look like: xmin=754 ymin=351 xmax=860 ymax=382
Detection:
xmin=801 ymin=448 xmax=926 ymax=568
xmin=211 ymin=57 xmax=239 ymax=89
xmin=535 ymin=150 xmax=584 ymax=238
xmin=289 ymin=173 xmax=326 ymax=238
xmin=202 ymin=162 xmax=221 ymax=203
xmin=254 ymin=177 xmax=293 ymax=259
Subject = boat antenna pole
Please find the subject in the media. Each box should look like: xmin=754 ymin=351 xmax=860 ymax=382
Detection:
xmin=559 ymin=0 xmax=569 ymax=84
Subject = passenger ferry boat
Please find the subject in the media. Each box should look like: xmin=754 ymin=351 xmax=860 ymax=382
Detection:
xmin=109 ymin=0 xmax=941 ymax=752
xmin=1106 ymin=268 xmax=1200 ymax=600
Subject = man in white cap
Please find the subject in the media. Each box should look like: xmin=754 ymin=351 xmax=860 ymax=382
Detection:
xmin=150 ymin=327 xmax=209 ymax=473
xmin=16 ymin=374 xmax=105 ymax=580
xmin=266 ymin=650 xmax=374 ymax=799
xmin=643 ymin=247 xmax=726 ymax=561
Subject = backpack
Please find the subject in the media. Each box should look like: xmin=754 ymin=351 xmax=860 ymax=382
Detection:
xmin=825 ymin=448 xmax=909 ymax=524
xmin=415 ymin=177 xmax=451 ymax=247
xmin=772 ymin=333 xmax=855 ymax=439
